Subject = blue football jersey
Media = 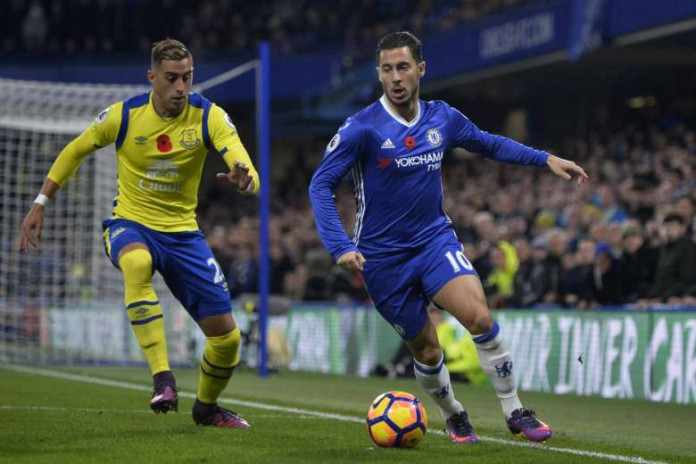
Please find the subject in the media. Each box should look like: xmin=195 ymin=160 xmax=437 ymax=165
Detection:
xmin=309 ymin=96 xmax=549 ymax=259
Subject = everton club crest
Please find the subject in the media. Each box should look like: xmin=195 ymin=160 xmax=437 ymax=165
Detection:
xmin=180 ymin=129 xmax=200 ymax=150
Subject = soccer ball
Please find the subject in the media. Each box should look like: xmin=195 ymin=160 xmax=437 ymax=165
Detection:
xmin=366 ymin=391 xmax=427 ymax=448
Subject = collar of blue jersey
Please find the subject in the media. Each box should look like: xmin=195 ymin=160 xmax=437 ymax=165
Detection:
xmin=379 ymin=94 xmax=422 ymax=127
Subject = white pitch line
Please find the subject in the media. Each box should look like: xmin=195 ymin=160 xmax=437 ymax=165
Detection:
xmin=1 ymin=365 xmax=670 ymax=464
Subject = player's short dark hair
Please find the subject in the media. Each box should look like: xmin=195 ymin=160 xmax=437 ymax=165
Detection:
xmin=151 ymin=39 xmax=191 ymax=68
xmin=376 ymin=31 xmax=423 ymax=64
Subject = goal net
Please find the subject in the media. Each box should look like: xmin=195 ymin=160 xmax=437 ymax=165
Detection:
xmin=0 ymin=64 xmax=258 ymax=367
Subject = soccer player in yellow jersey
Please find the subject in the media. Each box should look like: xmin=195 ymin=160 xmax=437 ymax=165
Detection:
xmin=19 ymin=39 xmax=256 ymax=428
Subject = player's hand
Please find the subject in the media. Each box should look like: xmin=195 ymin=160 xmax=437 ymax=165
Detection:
xmin=19 ymin=204 xmax=44 ymax=252
xmin=546 ymin=155 xmax=589 ymax=185
xmin=337 ymin=251 xmax=366 ymax=272
xmin=217 ymin=161 xmax=254 ymax=194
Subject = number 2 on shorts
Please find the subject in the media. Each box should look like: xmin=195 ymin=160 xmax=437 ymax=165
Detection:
xmin=207 ymin=257 xmax=224 ymax=284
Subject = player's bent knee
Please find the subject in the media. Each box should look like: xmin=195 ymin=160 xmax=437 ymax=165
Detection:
xmin=118 ymin=249 xmax=153 ymax=284
xmin=217 ymin=328 xmax=240 ymax=353
xmin=199 ymin=313 xmax=236 ymax=337
xmin=467 ymin=312 xmax=494 ymax=337
xmin=206 ymin=328 xmax=241 ymax=367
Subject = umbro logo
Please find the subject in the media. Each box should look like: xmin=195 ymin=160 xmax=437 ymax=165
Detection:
xmin=134 ymin=136 xmax=148 ymax=145
xmin=109 ymin=227 xmax=126 ymax=241
xmin=381 ymin=138 xmax=395 ymax=149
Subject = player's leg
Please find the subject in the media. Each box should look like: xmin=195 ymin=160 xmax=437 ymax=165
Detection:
xmin=362 ymin=250 xmax=475 ymax=443
xmin=103 ymin=220 xmax=176 ymax=413
xmin=191 ymin=313 xmax=248 ymax=428
xmin=431 ymin=273 xmax=552 ymax=442
xmin=404 ymin=317 xmax=477 ymax=443
xmin=117 ymin=244 xmax=176 ymax=413
xmin=157 ymin=230 xmax=248 ymax=428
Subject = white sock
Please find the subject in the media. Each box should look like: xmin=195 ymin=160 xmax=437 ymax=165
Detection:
xmin=413 ymin=354 xmax=464 ymax=420
xmin=473 ymin=322 xmax=523 ymax=418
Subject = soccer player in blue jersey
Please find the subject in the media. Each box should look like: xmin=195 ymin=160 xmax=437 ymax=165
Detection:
xmin=19 ymin=39 xmax=257 ymax=428
xmin=309 ymin=32 xmax=588 ymax=443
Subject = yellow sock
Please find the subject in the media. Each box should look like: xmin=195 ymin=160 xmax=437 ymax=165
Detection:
xmin=197 ymin=328 xmax=241 ymax=404
xmin=119 ymin=249 xmax=170 ymax=375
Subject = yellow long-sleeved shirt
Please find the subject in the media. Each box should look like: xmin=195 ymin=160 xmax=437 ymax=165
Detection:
xmin=47 ymin=92 xmax=259 ymax=232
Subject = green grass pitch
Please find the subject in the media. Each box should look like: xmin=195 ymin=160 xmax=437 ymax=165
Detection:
xmin=0 ymin=365 xmax=694 ymax=464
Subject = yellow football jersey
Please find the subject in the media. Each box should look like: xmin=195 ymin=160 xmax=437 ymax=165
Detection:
xmin=47 ymin=92 xmax=259 ymax=232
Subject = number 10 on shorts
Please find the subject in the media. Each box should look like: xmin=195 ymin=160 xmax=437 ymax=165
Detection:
xmin=445 ymin=250 xmax=473 ymax=273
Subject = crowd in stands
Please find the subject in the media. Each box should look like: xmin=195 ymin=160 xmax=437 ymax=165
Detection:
xmin=200 ymin=111 xmax=696 ymax=310
xmin=7 ymin=0 xmax=539 ymax=57
xmin=7 ymin=1 xmax=693 ymax=311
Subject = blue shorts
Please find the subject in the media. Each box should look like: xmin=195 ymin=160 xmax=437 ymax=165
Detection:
xmin=102 ymin=218 xmax=231 ymax=321
xmin=361 ymin=232 xmax=477 ymax=340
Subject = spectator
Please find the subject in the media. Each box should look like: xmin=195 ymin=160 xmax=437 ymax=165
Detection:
xmin=593 ymin=242 xmax=623 ymax=305
xmin=559 ymin=239 xmax=595 ymax=308
xmin=270 ymin=241 xmax=294 ymax=295
xmin=675 ymin=196 xmax=695 ymax=235
xmin=619 ymin=221 xmax=658 ymax=303
xmin=301 ymin=247 xmax=334 ymax=301
xmin=227 ymin=247 xmax=258 ymax=296
xmin=512 ymin=238 xmax=557 ymax=307
xmin=484 ymin=241 xmax=519 ymax=308
xmin=644 ymin=214 xmax=696 ymax=303
xmin=512 ymin=238 xmax=535 ymax=307
xmin=207 ymin=225 xmax=234 ymax=273
xmin=534 ymin=240 xmax=561 ymax=304
xmin=596 ymin=185 xmax=629 ymax=224
xmin=471 ymin=211 xmax=499 ymax=280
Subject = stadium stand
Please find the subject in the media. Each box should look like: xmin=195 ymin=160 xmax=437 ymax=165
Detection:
xmin=5 ymin=0 xmax=543 ymax=56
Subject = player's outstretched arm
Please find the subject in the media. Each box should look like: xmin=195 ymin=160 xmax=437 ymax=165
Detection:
xmin=448 ymin=104 xmax=590 ymax=184
xmin=20 ymin=178 xmax=60 ymax=252
xmin=216 ymin=161 xmax=255 ymax=195
xmin=336 ymin=250 xmax=366 ymax=272
xmin=546 ymin=155 xmax=589 ymax=185
xmin=21 ymin=133 xmax=104 ymax=251
xmin=20 ymin=103 xmax=118 ymax=252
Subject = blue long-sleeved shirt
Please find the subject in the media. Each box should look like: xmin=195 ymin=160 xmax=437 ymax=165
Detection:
xmin=309 ymin=96 xmax=549 ymax=260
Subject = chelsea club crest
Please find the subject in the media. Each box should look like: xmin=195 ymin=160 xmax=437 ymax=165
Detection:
xmin=426 ymin=128 xmax=442 ymax=147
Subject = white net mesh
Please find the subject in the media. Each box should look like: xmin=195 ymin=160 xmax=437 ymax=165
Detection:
xmin=0 ymin=69 xmax=255 ymax=366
